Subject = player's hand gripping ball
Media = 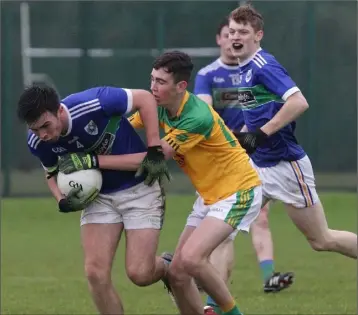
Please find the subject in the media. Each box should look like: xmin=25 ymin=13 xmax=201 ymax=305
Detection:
xmin=57 ymin=169 xmax=102 ymax=213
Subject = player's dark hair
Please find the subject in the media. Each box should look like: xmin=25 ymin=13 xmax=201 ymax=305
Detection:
xmin=216 ymin=16 xmax=229 ymax=36
xmin=153 ymin=51 xmax=194 ymax=83
xmin=17 ymin=85 xmax=60 ymax=124
xmin=229 ymin=3 xmax=264 ymax=32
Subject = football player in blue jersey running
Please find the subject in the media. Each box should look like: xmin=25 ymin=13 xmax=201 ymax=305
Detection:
xmin=17 ymin=85 xmax=170 ymax=315
xmin=228 ymin=2 xmax=357 ymax=289
xmin=194 ymin=17 xmax=291 ymax=313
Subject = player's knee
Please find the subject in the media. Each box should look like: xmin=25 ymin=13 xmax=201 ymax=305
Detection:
xmin=308 ymin=232 xmax=335 ymax=252
xmin=126 ymin=262 xmax=155 ymax=287
xmin=180 ymin=249 xmax=204 ymax=276
xmin=85 ymin=262 xmax=111 ymax=287
xmin=309 ymin=239 xmax=328 ymax=251
xmin=168 ymin=255 xmax=192 ymax=285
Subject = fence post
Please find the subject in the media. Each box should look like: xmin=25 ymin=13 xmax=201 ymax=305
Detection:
xmin=306 ymin=1 xmax=316 ymax=156
xmin=78 ymin=1 xmax=92 ymax=91
xmin=2 ymin=5 xmax=12 ymax=197
xmin=156 ymin=5 xmax=165 ymax=54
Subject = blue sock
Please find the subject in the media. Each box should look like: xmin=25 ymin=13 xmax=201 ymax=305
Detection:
xmin=259 ymin=259 xmax=274 ymax=282
xmin=206 ymin=295 xmax=218 ymax=307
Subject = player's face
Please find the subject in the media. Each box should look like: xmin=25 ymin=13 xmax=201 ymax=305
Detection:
xmin=150 ymin=68 xmax=187 ymax=106
xmin=216 ymin=26 xmax=235 ymax=61
xmin=228 ymin=20 xmax=263 ymax=62
xmin=28 ymin=109 xmax=63 ymax=142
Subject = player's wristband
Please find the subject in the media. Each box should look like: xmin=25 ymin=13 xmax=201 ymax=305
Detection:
xmin=84 ymin=153 xmax=99 ymax=169
xmin=233 ymin=132 xmax=246 ymax=141
xmin=46 ymin=167 xmax=59 ymax=179
xmin=255 ymin=128 xmax=268 ymax=143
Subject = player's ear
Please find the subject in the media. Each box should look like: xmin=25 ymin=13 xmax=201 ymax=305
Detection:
xmin=176 ymin=81 xmax=187 ymax=93
xmin=216 ymin=34 xmax=221 ymax=46
xmin=255 ymin=30 xmax=264 ymax=42
xmin=57 ymin=104 xmax=64 ymax=116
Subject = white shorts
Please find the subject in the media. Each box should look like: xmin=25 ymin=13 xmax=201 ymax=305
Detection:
xmin=186 ymin=186 xmax=262 ymax=240
xmin=80 ymin=182 xmax=165 ymax=229
xmin=251 ymin=155 xmax=319 ymax=208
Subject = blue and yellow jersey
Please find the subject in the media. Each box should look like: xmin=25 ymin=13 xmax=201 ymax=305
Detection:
xmin=129 ymin=91 xmax=260 ymax=205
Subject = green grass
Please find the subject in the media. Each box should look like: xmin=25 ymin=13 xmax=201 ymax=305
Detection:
xmin=1 ymin=193 xmax=357 ymax=314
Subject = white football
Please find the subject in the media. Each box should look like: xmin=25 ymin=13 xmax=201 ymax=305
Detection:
xmin=57 ymin=169 xmax=103 ymax=198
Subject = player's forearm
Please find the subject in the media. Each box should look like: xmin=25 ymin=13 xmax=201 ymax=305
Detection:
xmin=136 ymin=92 xmax=161 ymax=147
xmin=97 ymin=153 xmax=146 ymax=171
xmin=261 ymin=92 xmax=309 ymax=136
xmin=46 ymin=175 xmax=64 ymax=202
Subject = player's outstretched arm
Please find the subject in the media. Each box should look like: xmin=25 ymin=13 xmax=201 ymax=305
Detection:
xmin=130 ymin=89 xmax=161 ymax=147
xmin=261 ymin=91 xmax=309 ymax=136
xmin=235 ymin=92 xmax=308 ymax=154
xmin=97 ymin=140 xmax=174 ymax=171
xmin=97 ymin=152 xmax=147 ymax=171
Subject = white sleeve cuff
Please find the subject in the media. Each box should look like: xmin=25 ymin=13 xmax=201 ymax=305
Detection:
xmin=282 ymin=87 xmax=300 ymax=101
xmin=123 ymin=88 xmax=133 ymax=114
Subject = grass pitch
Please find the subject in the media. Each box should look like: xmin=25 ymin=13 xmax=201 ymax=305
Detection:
xmin=1 ymin=192 xmax=357 ymax=314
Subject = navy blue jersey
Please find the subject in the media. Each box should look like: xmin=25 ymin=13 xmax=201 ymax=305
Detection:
xmin=238 ymin=49 xmax=306 ymax=167
xmin=28 ymin=86 xmax=146 ymax=193
xmin=194 ymin=58 xmax=245 ymax=132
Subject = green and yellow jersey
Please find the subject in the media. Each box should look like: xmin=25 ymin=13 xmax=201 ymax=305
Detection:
xmin=129 ymin=91 xmax=260 ymax=205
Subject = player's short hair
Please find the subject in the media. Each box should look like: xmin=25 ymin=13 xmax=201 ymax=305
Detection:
xmin=216 ymin=16 xmax=229 ymax=36
xmin=229 ymin=4 xmax=264 ymax=32
xmin=17 ymin=85 xmax=60 ymax=124
xmin=153 ymin=51 xmax=194 ymax=83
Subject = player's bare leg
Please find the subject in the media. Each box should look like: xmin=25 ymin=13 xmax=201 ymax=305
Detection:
xmin=251 ymin=202 xmax=294 ymax=292
xmin=209 ymin=238 xmax=235 ymax=284
xmin=204 ymin=238 xmax=235 ymax=313
xmin=251 ymin=203 xmax=275 ymax=279
xmin=166 ymin=226 xmax=204 ymax=315
xmin=286 ymin=202 xmax=357 ymax=258
xmin=125 ymin=229 xmax=168 ymax=286
xmin=178 ymin=217 xmax=243 ymax=315
xmin=81 ymin=223 xmax=124 ymax=315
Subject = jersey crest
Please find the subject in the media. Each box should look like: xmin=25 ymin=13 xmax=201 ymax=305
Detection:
xmin=84 ymin=120 xmax=99 ymax=135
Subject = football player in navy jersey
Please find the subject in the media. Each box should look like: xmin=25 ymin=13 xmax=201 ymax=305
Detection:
xmin=194 ymin=17 xmax=244 ymax=132
xmin=228 ymin=3 xmax=357 ymax=293
xmin=17 ymin=85 xmax=170 ymax=314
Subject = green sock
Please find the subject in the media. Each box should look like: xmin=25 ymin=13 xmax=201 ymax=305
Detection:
xmin=223 ymin=305 xmax=243 ymax=315
xmin=260 ymin=259 xmax=274 ymax=282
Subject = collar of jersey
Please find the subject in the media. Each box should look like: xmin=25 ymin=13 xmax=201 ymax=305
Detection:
xmin=217 ymin=58 xmax=239 ymax=70
xmin=239 ymin=47 xmax=262 ymax=67
xmin=61 ymin=103 xmax=73 ymax=137
xmin=174 ymin=91 xmax=190 ymax=118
